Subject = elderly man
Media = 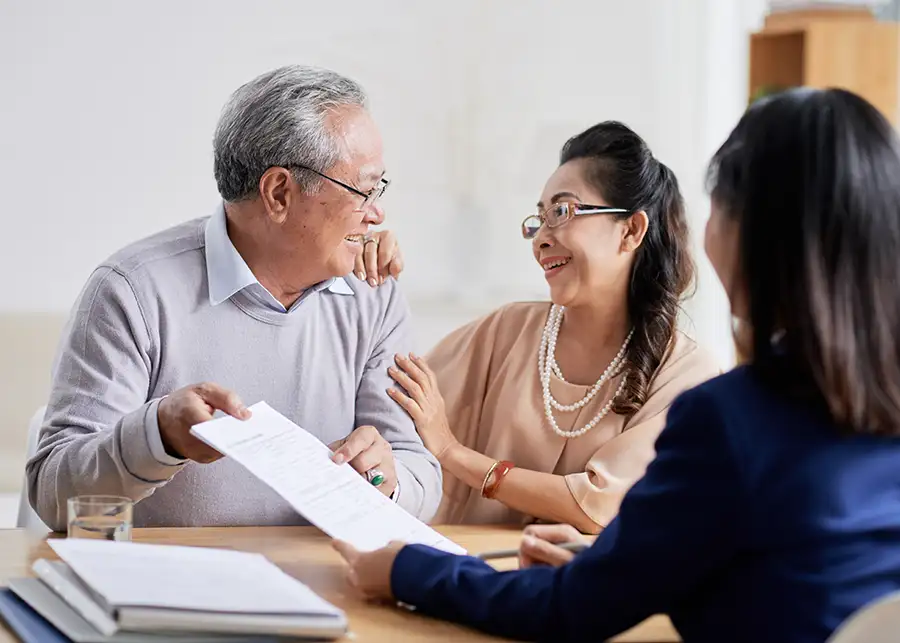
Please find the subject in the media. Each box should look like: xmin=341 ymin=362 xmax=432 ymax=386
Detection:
xmin=26 ymin=65 xmax=442 ymax=530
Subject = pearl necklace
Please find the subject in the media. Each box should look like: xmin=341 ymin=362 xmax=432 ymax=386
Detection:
xmin=539 ymin=305 xmax=633 ymax=439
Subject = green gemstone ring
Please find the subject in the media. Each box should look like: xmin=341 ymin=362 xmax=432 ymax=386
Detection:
xmin=367 ymin=469 xmax=385 ymax=487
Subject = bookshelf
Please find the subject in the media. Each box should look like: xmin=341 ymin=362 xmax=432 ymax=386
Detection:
xmin=749 ymin=8 xmax=900 ymax=123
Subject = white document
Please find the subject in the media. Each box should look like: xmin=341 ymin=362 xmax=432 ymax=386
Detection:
xmin=191 ymin=402 xmax=465 ymax=554
xmin=48 ymin=539 xmax=341 ymax=617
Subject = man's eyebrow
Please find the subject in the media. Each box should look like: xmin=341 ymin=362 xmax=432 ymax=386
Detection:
xmin=359 ymin=168 xmax=386 ymax=182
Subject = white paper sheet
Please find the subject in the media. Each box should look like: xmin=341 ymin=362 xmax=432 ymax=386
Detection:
xmin=190 ymin=402 xmax=465 ymax=554
xmin=48 ymin=539 xmax=343 ymax=616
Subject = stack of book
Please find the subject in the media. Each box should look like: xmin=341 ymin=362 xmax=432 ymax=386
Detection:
xmin=0 ymin=402 xmax=468 ymax=641
xmin=0 ymin=539 xmax=346 ymax=642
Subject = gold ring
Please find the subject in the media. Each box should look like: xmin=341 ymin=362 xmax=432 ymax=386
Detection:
xmin=363 ymin=236 xmax=379 ymax=247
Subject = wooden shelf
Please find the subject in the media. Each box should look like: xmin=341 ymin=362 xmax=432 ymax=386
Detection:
xmin=751 ymin=31 xmax=806 ymax=89
xmin=749 ymin=10 xmax=900 ymax=123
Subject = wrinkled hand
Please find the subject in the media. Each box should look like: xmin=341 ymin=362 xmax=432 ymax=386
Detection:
xmin=518 ymin=524 xmax=589 ymax=569
xmin=157 ymin=382 xmax=251 ymax=463
xmin=387 ymin=354 xmax=458 ymax=460
xmin=354 ymin=230 xmax=403 ymax=287
xmin=332 ymin=539 xmax=404 ymax=602
xmin=330 ymin=425 xmax=398 ymax=498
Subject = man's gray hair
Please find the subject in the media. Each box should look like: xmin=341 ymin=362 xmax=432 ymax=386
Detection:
xmin=213 ymin=65 xmax=368 ymax=202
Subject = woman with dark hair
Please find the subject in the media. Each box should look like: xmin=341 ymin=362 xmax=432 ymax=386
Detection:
xmin=335 ymin=89 xmax=900 ymax=642
xmin=374 ymin=121 xmax=718 ymax=533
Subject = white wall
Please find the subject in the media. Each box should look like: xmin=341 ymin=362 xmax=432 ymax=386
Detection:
xmin=1 ymin=1 xmax=762 ymax=346
xmin=0 ymin=1 xmax=768 ymax=494
xmin=0 ymin=0 xmax=476 ymax=311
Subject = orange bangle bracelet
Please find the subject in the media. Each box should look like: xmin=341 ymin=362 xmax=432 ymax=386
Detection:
xmin=482 ymin=460 xmax=515 ymax=499
xmin=479 ymin=461 xmax=500 ymax=498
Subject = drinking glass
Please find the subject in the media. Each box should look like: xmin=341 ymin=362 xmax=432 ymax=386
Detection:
xmin=67 ymin=495 xmax=133 ymax=541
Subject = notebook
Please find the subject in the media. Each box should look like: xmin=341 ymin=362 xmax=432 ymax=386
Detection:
xmin=2 ymin=584 xmax=285 ymax=643
xmin=31 ymin=539 xmax=347 ymax=639
xmin=0 ymin=588 xmax=70 ymax=643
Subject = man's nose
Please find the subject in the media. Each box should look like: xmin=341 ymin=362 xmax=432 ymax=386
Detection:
xmin=365 ymin=201 xmax=386 ymax=226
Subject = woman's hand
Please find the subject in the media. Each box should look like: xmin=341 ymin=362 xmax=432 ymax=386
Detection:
xmin=332 ymin=539 xmax=404 ymax=602
xmin=518 ymin=524 xmax=589 ymax=569
xmin=354 ymin=230 xmax=404 ymax=287
xmin=387 ymin=354 xmax=459 ymax=460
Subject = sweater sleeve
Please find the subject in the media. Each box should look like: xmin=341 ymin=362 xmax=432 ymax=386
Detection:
xmin=354 ymin=280 xmax=442 ymax=521
xmin=26 ymin=267 xmax=184 ymax=531
xmin=390 ymin=385 xmax=744 ymax=642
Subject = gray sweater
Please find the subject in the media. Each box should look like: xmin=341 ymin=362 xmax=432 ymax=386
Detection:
xmin=27 ymin=217 xmax=442 ymax=530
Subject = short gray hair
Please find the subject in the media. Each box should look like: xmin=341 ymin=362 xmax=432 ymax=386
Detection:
xmin=213 ymin=65 xmax=368 ymax=201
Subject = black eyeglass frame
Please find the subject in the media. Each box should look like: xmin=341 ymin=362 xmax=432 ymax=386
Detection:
xmin=286 ymin=164 xmax=390 ymax=207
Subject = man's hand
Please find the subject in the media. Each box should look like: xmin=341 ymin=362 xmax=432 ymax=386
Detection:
xmin=354 ymin=230 xmax=403 ymax=287
xmin=330 ymin=426 xmax=398 ymax=498
xmin=157 ymin=382 xmax=251 ymax=463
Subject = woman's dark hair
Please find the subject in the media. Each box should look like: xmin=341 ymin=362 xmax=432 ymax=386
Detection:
xmin=561 ymin=122 xmax=694 ymax=416
xmin=708 ymin=88 xmax=900 ymax=435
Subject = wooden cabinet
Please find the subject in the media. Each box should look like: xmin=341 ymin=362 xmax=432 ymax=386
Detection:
xmin=749 ymin=9 xmax=900 ymax=123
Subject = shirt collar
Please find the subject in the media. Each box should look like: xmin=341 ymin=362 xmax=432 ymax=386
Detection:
xmin=204 ymin=203 xmax=354 ymax=307
xmin=326 ymin=276 xmax=354 ymax=295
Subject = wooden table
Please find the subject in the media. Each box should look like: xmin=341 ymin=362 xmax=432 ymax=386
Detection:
xmin=0 ymin=526 xmax=679 ymax=642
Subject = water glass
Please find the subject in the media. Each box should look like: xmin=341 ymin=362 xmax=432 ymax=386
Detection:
xmin=67 ymin=495 xmax=133 ymax=541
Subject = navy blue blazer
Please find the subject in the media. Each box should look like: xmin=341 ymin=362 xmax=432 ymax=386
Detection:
xmin=391 ymin=367 xmax=900 ymax=642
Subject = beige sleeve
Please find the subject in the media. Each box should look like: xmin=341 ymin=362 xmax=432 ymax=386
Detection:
xmin=426 ymin=306 xmax=509 ymax=449
xmin=565 ymin=336 xmax=722 ymax=527
xmin=426 ymin=306 xmax=510 ymax=516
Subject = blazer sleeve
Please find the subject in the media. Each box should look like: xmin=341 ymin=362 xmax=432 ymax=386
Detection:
xmin=390 ymin=383 xmax=745 ymax=642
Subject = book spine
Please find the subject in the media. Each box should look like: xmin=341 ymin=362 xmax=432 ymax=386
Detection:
xmin=31 ymin=559 xmax=119 ymax=636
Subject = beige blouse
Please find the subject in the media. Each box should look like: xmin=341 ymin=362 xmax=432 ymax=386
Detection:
xmin=429 ymin=302 xmax=720 ymax=528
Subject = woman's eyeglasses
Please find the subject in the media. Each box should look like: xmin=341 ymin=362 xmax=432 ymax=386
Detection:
xmin=521 ymin=202 xmax=630 ymax=239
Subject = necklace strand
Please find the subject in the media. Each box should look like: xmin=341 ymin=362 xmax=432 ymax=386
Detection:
xmin=539 ymin=305 xmax=632 ymax=439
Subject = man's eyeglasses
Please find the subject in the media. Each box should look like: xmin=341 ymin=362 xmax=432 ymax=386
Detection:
xmin=287 ymin=164 xmax=390 ymax=209
xmin=521 ymin=202 xmax=630 ymax=239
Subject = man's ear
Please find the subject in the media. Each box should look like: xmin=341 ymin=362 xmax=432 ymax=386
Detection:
xmin=258 ymin=167 xmax=294 ymax=224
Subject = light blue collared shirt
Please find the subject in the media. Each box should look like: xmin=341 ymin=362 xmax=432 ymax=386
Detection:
xmin=204 ymin=203 xmax=353 ymax=313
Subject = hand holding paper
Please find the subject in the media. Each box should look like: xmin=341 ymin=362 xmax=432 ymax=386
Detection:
xmin=158 ymin=381 xmax=252 ymax=462
xmin=329 ymin=424 xmax=398 ymax=498
xmin=191 ymin=402 xmax=464 ymax=554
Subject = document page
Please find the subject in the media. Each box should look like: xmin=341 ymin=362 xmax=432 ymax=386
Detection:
xmin=191 ymin=402 xmax=465 ymax=554
xmin=48 ymin=539 xmax=343 ymax=616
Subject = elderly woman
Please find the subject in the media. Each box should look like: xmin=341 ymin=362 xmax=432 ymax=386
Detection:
xmin=359 ymin=121 xmax=719 ymax=533
xmin=338 ymin=88 xmax=900 ymax=642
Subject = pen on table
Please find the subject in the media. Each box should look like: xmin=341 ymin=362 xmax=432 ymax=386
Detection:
xmin=475 ymin=541 xmax=590 ymax=561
